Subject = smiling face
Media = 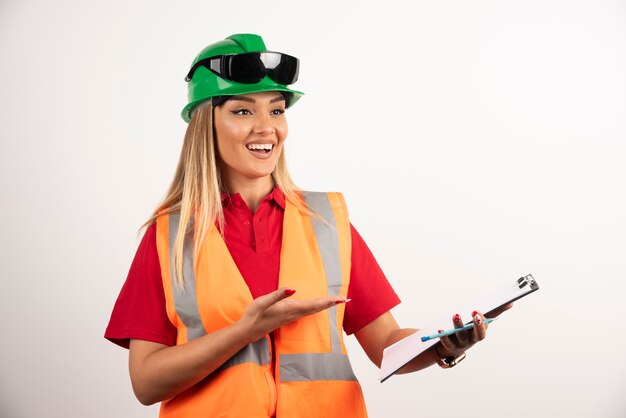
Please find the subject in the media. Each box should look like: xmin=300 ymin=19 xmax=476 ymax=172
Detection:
xmin=213 ymin=92 xmax=288 ymax=190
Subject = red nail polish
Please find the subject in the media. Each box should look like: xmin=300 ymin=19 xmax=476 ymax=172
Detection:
xmin=472 ymin=311 xmax=479 ymax=317
xmin=453 ymin=314 xmax=461 ymax=322
xmin=284 ymin=289 xmax=296 ymax=296
xmin=438 ymin=329 xmax=444 ymax=333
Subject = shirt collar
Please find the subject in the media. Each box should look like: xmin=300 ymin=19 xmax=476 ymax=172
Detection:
xmin=220 ymin=185 xmax=286 ymax=210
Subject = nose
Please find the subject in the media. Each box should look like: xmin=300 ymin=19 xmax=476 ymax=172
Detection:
xmin=253 ymin=113 xmax=276 ymax=136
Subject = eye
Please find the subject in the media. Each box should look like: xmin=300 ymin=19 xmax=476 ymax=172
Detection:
xmin=271 ymin=108 xmax=286 ymax=116
xmin=231 ymin=108 xmax=252 ymax=116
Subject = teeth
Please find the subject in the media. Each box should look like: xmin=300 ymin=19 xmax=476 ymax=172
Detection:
xmin=246 ymin=144 xmax=274 ymax=150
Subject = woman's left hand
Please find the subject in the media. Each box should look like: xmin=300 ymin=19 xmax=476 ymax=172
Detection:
xmin=438 ymin=304 xmax=513 ymax=356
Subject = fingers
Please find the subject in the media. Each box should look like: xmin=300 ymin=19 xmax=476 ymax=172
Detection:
xmin=440 ymin=309 xmax=491 ymax=355
xmin=472 ymin=311 xmax=487 ymax=342
xmin=452 ymin=313 xmax=470 ymax=346
xmin=246 ymin=291 xmax=347 ymax=340
xmin=287 ymin=296 xmax=347 ymax=317
xmin=260 ymin=295 xmax=346 ymax=333
xmin=439 ymin=313 xmax=470 ymax=355
xmin=254 ymin=287 xmax=297 ymax=310
xmin=244 ymin=289 xmax=337 ymax=340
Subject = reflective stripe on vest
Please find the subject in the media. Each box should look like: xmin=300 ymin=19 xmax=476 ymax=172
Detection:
xmin=278 ymin=192 xmax=356 ymax=382
xmin=303 ymin=192 xmax=343 ymax=353
xmin=168 ymin=214 xmax=206 ymax=341
xmin=215 ymin=338 xmax=271 ymax=371
xmin=280 ymin=352 xmax=357 ymax=382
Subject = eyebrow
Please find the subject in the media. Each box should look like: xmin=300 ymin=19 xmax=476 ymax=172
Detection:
xmin=229 ymin=95 xmax=286 ymax=104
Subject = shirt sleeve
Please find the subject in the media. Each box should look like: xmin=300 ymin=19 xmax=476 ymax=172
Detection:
xmin=104 ymin=223 xmax=177 ymax=349
xmin=343 ymin=224 xmax=401 ymax=335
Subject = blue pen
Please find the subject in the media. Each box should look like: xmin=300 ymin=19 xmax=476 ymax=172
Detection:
xmin=420 ymin=318 xmax=496 ymax=342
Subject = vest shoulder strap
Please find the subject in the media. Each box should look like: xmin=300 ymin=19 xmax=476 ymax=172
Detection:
xmin=301 ymin=191 xmax=349 ymax=226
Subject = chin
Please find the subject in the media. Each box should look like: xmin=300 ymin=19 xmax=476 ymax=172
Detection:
xmin=243 ymin=167 xmax=277 ymax=180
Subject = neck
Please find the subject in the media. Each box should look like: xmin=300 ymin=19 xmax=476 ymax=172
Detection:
xmin=222 ymin=174 xmax=274 ymax=213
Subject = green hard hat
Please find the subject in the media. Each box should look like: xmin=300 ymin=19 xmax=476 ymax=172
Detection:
xmin=181 ymin=33 xmax=304 ymax=122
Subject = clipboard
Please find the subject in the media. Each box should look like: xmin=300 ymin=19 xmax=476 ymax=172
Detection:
xmin=379 ymin=274 xmax=540 ymax=382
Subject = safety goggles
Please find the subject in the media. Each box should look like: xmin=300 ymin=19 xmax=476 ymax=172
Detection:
xmin=185 ymin=52 xmax=300 ymax=85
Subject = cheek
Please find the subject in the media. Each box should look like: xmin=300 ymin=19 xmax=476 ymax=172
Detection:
xmin=276 ymin=120 xmax=288 ymax=142
xmin=215 ymin=120 xmax=246 ymax=154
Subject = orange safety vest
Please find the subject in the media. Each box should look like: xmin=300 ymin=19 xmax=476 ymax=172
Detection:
xmin=155 ymin=192 xmax=368 ymax=418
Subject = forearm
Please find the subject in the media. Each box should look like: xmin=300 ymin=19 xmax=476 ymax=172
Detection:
xmin=382 ymin=328 xmax=439 ymax=374
xmin=356 ymin=313 xmax=437 ymax=372
xmin=130 ymin=320 xmax=254 ymax=405
xmin=130 ymin=288 xmax=343 ymax=405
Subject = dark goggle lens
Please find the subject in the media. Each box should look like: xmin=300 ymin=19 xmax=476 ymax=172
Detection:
xmin=270 ymin=54 xmax=299 ymax=85
xmin=228 ymin=54 xmax=268 ymax=84
xmin=186 ymin=52 xmax=299 ymax=85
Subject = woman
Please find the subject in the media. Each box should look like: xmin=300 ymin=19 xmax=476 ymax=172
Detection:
xmin=105 ymin=33 xmax=506 ymax=417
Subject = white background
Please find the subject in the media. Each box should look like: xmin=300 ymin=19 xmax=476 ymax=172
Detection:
xmin=1 ymin=0 xmax=625 ymax=417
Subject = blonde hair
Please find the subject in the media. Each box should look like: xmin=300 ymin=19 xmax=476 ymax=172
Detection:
xmin=142 ymin=101 xmax=305 ymax=288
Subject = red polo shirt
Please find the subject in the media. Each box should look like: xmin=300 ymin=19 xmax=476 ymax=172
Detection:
xmin=105 ymin=188 xmax=400 ymax=349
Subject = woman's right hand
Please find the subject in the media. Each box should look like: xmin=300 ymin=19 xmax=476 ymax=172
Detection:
xmin=238 ymin=288 xmax=346 ymax=343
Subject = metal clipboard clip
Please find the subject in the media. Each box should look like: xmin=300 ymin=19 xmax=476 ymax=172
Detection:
xmin=517 ymin=274 xmax=538 ymax=290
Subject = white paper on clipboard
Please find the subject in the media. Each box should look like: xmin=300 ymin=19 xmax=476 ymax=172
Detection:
xmin=379 ymin=274 xmax=540 ymax=382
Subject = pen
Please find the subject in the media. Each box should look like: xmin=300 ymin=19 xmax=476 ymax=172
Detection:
xmin=420 ymin=318 xmax=496 ymax=342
